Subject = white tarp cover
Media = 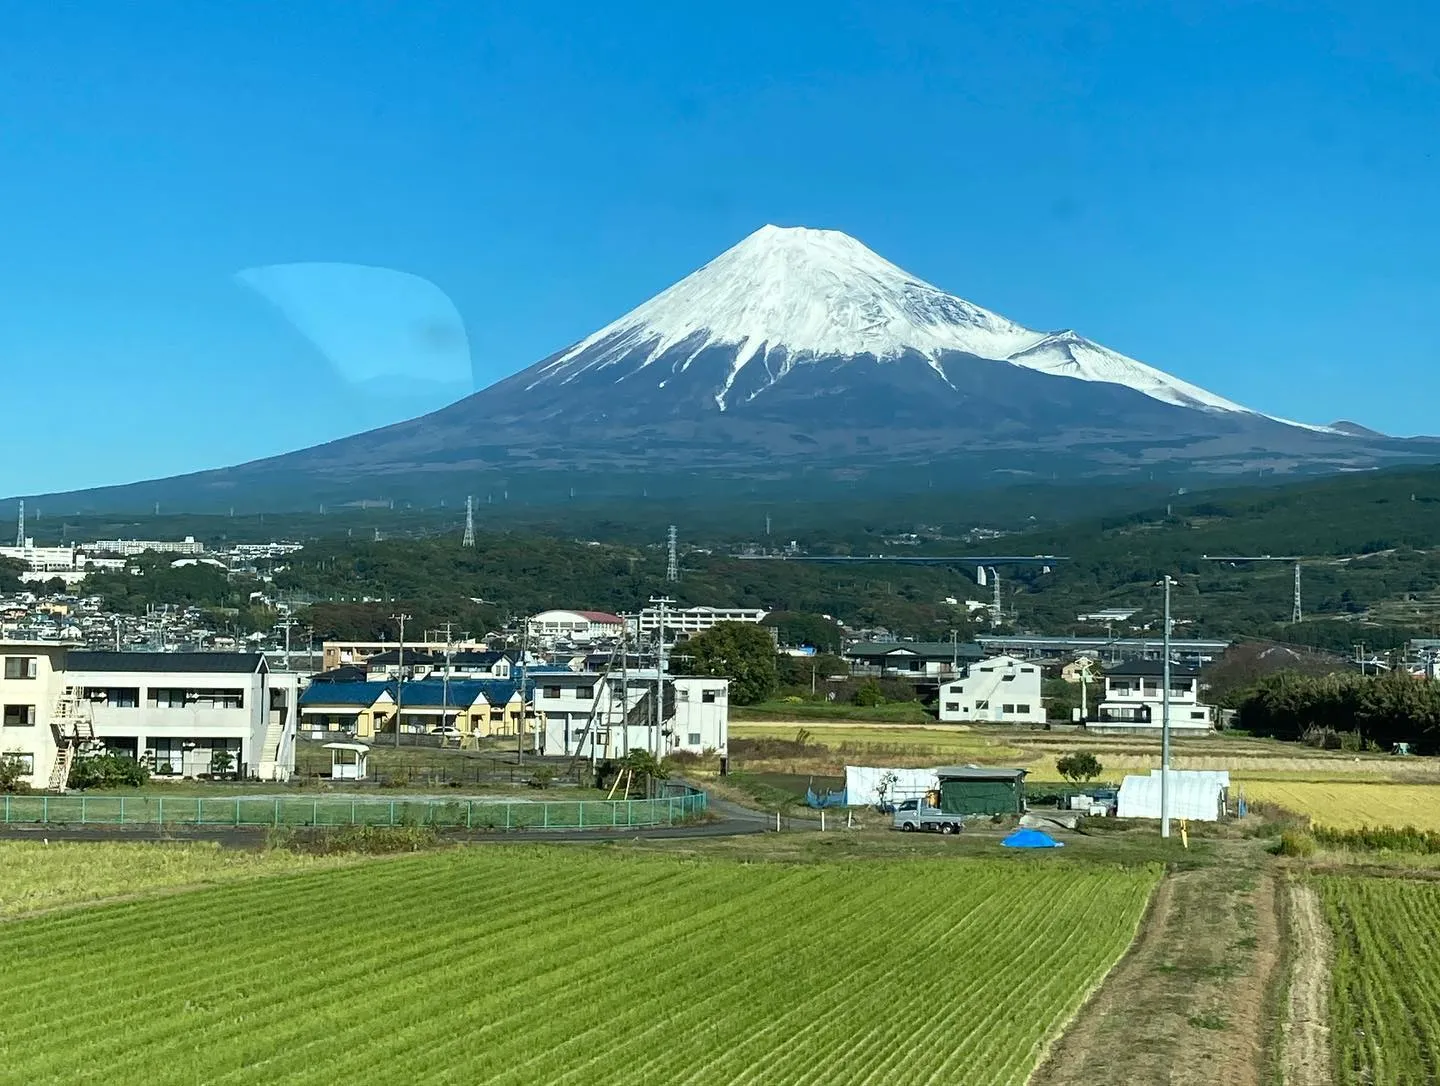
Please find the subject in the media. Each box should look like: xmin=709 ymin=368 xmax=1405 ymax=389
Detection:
xmin=844 ymin=766 xmax=940 ymax=807
xmin=1116 ymin=770 xmax=1228 ymax=822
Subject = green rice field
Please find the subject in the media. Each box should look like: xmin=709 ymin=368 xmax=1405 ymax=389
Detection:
xmin=0 ymin=847 xmax=1159 ymax=1084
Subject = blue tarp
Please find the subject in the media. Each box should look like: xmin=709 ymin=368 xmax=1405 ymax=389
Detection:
xmin=805 ymin=787 xmax=848 ymax=809
xmin=1001 ymin=828 xmax=1064 ymax=849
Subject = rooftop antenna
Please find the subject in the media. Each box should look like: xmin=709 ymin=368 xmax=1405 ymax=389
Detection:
xmin=666 ymin=525 xmax=678 ymax=583
xmin=462 ymin=496 xmax=475 ymax=548
xmin=15 ymin=500 xmax=23 ymax=547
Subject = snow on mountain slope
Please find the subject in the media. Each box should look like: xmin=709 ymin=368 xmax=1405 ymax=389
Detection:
xmin=527 ymin=224 xmax=1289 ymax=422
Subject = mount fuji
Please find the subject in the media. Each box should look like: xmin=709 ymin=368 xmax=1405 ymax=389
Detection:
xmin=31 ymin=225 xmax=1440 ymax=510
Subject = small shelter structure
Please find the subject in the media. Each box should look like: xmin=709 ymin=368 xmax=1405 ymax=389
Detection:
xmin=325 ymin=742 xmax=370 ymax=781
xmin=1116 ymin=769 xmax=1229 ymax=821
xmin=936 ymin=766 xmax=1028 ymax=817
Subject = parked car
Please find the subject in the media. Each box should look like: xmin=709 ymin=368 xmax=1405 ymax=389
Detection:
xmin=431 ymin=725 xmax=463 ymax=740
xmin=893 ymin=798 xmax=963 ymax=835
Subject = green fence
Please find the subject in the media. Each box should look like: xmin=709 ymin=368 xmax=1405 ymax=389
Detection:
xmin=0 ymin=790 xmax=708 ymax=831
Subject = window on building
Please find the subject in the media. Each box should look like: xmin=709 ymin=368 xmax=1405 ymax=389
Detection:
xmin=188 ymin=689 xmax=244 ymax=710
xmin=576 ymin=686 xmax=594 ymax=699
xmin=1021 ymin=667 xmax=1036 ymax=674
xmin=945 ymin=702 xmax=959 ymax=712
xmin=974 ymin=699 xmax=989 ymax=710
xmin=84 ymin=687 xmax=139 ymax=707
xmin=687 ymin=732 xmax=701 ymax=746
xmin=1 ymin=752 xmax=33 ymax=774
xmin=1002 ymin=674 xmax=1015 ymax=682
xmin=677 ymin=688 xmax=689 ymax=701
xmin=1191 ymin=711 xmax=1206 ymax=720
xmin=543 ymin=686 xmax=561 ymax=700
xmin=2 ymin=705 xmax=35 ymax=727
xmin=3 ymin=657 xmax=36 ymax=680
xmin=702 ymin=690 xmax=718 ymax=703
xmin=149 ymin=688 xmax=188 ymax=709
xmin=1002 ymin=704 xmax=1016 ymax=714
xmin=1016 ymin=704 xmax=1031 ymax=714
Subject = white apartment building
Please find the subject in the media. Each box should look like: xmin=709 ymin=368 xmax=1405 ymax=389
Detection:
xmin=627 ymin=606 xmax=767 ymax=636
xmin=937 ymin=654 xmax=1046 ymax=724
xmin=320 ymin=639 xmax=485 ymax=672
xmin=534 ymin=670 xmax=729 ymax=759
xmin=528 ymin=610 xmax=625 ymax=644
xmin=0 ymin=645 xmax=299 ymax=789
xmin=88 ymin=536 xmax=205 ymax=556
xmin=1093 ymin=660 xmax=1214 ymax=733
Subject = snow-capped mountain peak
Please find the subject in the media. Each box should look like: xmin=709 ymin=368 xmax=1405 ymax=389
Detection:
xmin=528 ymin=224 xmax=1283 ymax=421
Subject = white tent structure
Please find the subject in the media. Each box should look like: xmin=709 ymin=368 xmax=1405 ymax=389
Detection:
xmin=843 ymin=766 xmax=939 ymax=807
xmin=1117 ymin=770 xmax=1229 ymax=822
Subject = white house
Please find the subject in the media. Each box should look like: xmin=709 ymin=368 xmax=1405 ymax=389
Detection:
xmin=529 ymin=610 xmax=625 ymax=644
xmin=1093 ymin=660 xmax=1214 ymax=733
xmin=534 ymin=670 xmax=729 ymax=760
xmin=937 ymin=655 xmax=1046 ymax=724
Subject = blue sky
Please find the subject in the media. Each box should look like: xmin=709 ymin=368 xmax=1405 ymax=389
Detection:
xmin=3 ymin=1 xmax=1439 ymax=495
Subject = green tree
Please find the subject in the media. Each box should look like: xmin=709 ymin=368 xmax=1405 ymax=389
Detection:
xmin=210 ymin=749 xmax=236 ymax=778
xmin=852 ymin=679 xmax=885 ymax=707
xmin=0 ymin=755 xmax=31 ymax=794
xmin=680 ymin=623 xmax=778 ymax=705
xmin=1056 ymin=751 xmax=1103 ymax=785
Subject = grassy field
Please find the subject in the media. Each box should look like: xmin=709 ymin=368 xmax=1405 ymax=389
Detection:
xmin=0 ymin=847 xmax=1159 ymax=1084
xmin=734 ymin=700 xmax=937 ymax=724
xmin=0 ymin=841 xmax=348 ymax=918
xmin=729 ymin=721 xmax=1439 ymax=785
xmin=1321 ymin=875 xmax=1440 ymax=1085
xmin=1241 ymin=782 xmax=1440 ymax=830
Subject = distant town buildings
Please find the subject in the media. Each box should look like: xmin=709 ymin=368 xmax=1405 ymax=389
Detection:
xmin=89 ymin=536 xmax=205 ymax=557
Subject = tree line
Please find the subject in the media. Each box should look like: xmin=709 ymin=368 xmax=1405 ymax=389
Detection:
xmin=1234 ymin=669 xmax=1440 ymax=754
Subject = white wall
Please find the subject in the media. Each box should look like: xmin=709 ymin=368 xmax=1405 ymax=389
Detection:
xmin=0 ymin=645 xmax=67 ymax=785
xmin=937 ymin=655 xmax=1045 ymax=724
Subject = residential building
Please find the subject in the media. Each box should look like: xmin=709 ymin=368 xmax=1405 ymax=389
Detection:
xmin=626 ymin=606 xmax=767 ymax=636
xmin=88 ymin=536 xmax=206 ymax=556
xmin=845 ymin=641 xmax=984 ymax=679
xmin=297 ymin=678 xmax=536 ymax=741
xmin=0 ymin=642 xmax=74 ymax=789
xmin=534 ymin=670 xmax=728 ymax=759
xmin=1075 ymin=607 xmax=1141 ymax=624
xmin=937 ymin=655 xmax=1045 ymax=724
xmin=975 ymin=635 xmax=1229 ymax=668
xmin=67 ymin=651 xmax=299 ymax=779
xmin=320 ymin=639 xmax=484 ymax=672
xmin=0 ymin=645 xmax=299 ymax=787
xmin=528 ymin=610 xmax=625 ymax=644
xmin=1092 ymin=660 xmax=1214 ymax=732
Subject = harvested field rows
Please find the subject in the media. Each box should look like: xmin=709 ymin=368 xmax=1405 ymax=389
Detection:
xmin=1321 ymin=875 xmax=1440 ymax=1085
xmin=1241 ymin=782 xmax=1440 ymax=830
xmin=0 ymin=848 xmax=1159 ymax=1084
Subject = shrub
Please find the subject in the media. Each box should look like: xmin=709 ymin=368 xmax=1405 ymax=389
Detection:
xmin=1275 ymin=830 xmax=1316 ymax=857
xmin=1056 ymin=751 xmax=1103 ymax=785
xmin=0 ymin=755 xmax=31 ymax=794
xmin=1313 ymin=824 xmax=1440 ymax=854
xmin=285 ymin=825 xmax=440 ymax=855
xmin=852 ymin=680 xmax=885 ymax=707
xmin=68 ymin=753 xmax=150 ymax=791
xmin=528 ymin=767 xmax=556 ymax=790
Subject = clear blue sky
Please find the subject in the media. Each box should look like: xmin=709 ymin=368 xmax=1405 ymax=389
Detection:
xmin=3 ymin=0 xmax=1439 ymax=495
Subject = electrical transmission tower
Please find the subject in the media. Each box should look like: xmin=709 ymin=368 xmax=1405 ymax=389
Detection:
xmin=14 ymin=500 xmax=23 ymax=547
xmin=462 ymin=496 xmax=475 ymax=548
xmin=1202 ymin=555 xmax=1304 ymax=623
xmin=666 ymin=525 xmax=678 ymax=582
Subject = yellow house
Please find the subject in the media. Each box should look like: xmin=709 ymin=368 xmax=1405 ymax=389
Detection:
xmin=298 ymin=682 xmax=394 ymax=739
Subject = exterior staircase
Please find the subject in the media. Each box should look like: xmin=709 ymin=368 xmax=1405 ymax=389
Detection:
xmin=47 ymin=688 xmax=96 ymax=793
xmin=257 ymin=716 xmax=288 ymax=782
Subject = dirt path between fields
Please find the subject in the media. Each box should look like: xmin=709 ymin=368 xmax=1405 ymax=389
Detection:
xmin=1281 ymin=882 xmax=1334 ymax=1086
xmin=1030 ymin=861 xmax=1281 ymax=1086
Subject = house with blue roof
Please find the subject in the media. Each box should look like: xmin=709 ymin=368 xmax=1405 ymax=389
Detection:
xmin=299 ymin=677 xmax=539 ymax=742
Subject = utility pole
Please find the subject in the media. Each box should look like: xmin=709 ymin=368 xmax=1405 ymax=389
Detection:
xmin=1161 ymin=576 xmax=1173 ymax=840
xmin=440 ymin=620 xmax=455 ymax=733
xmin=391 ymin=612 xmax=411 ymax=749
xmin=276 ymin=616 xmax=296 ymax=672
xmin=518 ymin=619 xmax=530 ymax=761
xmin=648 ymin=596 xmax=673 ymax=762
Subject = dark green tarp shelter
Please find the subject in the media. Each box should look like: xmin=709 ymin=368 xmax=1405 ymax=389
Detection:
xmin=937 ymin=766 xmax=1027 ymax=816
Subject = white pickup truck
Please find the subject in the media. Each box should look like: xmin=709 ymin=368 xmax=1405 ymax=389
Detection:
xmin=892 ymin=798 xmax=963 ymax=835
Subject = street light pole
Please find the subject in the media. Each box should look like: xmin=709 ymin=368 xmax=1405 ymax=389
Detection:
xmin=1161 ymin=576 xmax=1173 ymax=840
